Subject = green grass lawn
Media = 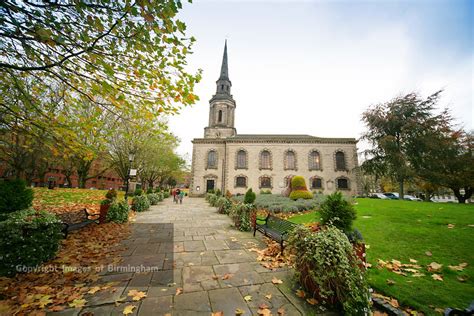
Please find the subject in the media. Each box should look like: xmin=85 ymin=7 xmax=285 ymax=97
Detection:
xmin=288 ymin=198 xmax=474 ymax=315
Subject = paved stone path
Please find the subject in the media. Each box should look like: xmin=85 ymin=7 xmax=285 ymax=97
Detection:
xmin=78 ymin=197 xmax=330 ymax=316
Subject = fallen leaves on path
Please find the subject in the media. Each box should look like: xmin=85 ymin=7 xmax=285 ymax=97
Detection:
xmin=175 ymin=288 xmax=183 ymax=296
xmin=212 ymin=312 xmax=224 ymax=316
xmin=295 ymin=289 xmax=306 ymax=298
xmin=244 ymin=295 xmax=252 ymax=302
xmin=306 ymin=298 xmax=318 ymax=305
xmin=127 ymin=289 xmax=147 ymax=301
xmin=277 ymin=307 xmax=286 ymax=315
xmin=0 ymin=222 xmax=130 ymax=315
xmin=123 ymin=305 xmax=135 ymax=315
xmin=271 ymin=277 xmax=283 ymax=284
xmin=235 ymin=307 xmax=246 ymax=315
xmin=249 ymin=238 xmax=294 ymax=271
xmin=265 ymin=294 xmax=272 ymax=300
xmin=222 ymin=273 xmax=233 ymax=280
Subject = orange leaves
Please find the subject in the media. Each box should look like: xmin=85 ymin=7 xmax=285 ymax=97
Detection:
xmin=175 ymin=288 xmax=183 ymax=296
xmin=271 ymin=277 xmax=283 ymax=285
xmin=127 ymin=289 xmax=147 ymax=301
xmin=295 ymin=289 xmax=306 ymax=298
xmin=123 ymin=305 xmax=136 ymax=315
xmin=306 ymin=298 xmax=318 ymax=305
xmin=222 ymin=273 xmax=233 ymax=280
xmin=249 ymin=238 xmax=293 ymax=271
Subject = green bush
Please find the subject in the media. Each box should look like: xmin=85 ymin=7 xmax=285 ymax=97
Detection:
xmin=260 ymin=189 xmax=272 ymax=194
xmin=146 ymin=188 xmax=154 ymax=194
xmin=291 ymin=176 xmax=307 ymax=190
xmin=134 ymin=189 xmax=143 ymax=196
xmin=215 ymin=189 xmax=222 ymax=196
xmin=163 ymin=191 xmax=170 ymax=198
xmin=233 ymin=193 xmax=325 ymax=213
xmin=244 ymin=188 xmax=256 ymax=204
xmin=147 ymin=193 xmax=162 ymax=205
xmin=208 ymin=194 xmax=219 ymax=207
xmin=154 ymin=187 xmax=162 ymax=193
xmin=0 ymin=179 xmax=34 ymax=219
xmin=106 ymin=201 xmax=129 ymax=223
xmin=230 ymin=203 xmax=254 ymax=231
xmin=289 ymin=190 xmax=314 ymax=200
xmin=0 ymin=209 xmax=63 ymax=276
xmin=289 ymin=226 xmax=370 ymax=314
xmin=319 ymin=192 xmax=356 ymax=233
xmin=216 ymin=197 xmax=232 ymax=214
xmin=132 ymin=195 xmax=150 ymax=212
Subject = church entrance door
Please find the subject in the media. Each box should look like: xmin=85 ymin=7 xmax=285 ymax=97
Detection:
xmin=206 ymin=180 xmax=215 ymax=192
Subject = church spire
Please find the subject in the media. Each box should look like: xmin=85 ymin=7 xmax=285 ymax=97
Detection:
xmin=219 ymin=40 xmax=229 ymax=80
xmin=215 ymin=40 xmax=232 ymax=95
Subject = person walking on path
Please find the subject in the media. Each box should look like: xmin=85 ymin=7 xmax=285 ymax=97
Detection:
xmin=178 ymin=189 xmax=185 ymax=204
xmin=172 ymin=188 xmax=177 ymax=203
xmin=174 ymin=188 xmax=181 ymax=204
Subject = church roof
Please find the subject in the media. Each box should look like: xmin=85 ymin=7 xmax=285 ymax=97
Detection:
xmin=193 ymin=134 xmax=357 ymax=144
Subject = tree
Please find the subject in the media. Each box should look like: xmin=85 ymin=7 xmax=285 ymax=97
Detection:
xmin=361 ymin=91 xmax=443 ymax=199
xmin=0 ymin=0 xmax=201 ymax=150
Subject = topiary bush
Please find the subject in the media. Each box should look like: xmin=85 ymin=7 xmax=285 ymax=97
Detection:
xmin=147 ymin=193 xmax=162 ymax=205
xmin=244 ymin=188 xmax=256 ymax=204
xmin=291 ymin=176 xmax=307 ymax=190
xmin=106 ymin=201 xmax=129 ymax=223
xmin=0 ymin=209 xmax=63 ymax=276
xmin=319 ymin=192 xmax=356 ymax=233
xmin=288 ymin=225 xmax=370 ymax=314
xmin=134 ymin=188 xmax=143 ymax=196
xmin=0 ymin=179 xmax=34 ymax=220
xmin=289 ymin=190 xmax=314 ymax=200
xmin=131 ymin=195 xmax=150 ymax=212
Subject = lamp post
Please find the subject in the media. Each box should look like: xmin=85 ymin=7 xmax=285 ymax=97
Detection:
xmin=125 ymin=152 xmax=135 ymax=201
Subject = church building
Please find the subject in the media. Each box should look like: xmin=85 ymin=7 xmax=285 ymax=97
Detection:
xmin=190 ymin=42 xmax=360 ymax=196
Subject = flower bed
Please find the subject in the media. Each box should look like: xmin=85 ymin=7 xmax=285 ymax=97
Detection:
xmin=233 ymin=193 xmax=325 ymax=213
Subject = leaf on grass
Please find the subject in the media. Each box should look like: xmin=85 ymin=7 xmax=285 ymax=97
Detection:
xmin=244 ymin=295 xmax=252 ymax=302
xmin=412 ymin=273 xmax=425 ymax=277
xmin=271 ymin=277 xmax=283 ymax=284
xmin=409 ymin=258 xmax=418 ymax=263
xmin=431 ymin=274 xmax=443 ymax=281
xmin=265 ymin=294 xmax=272 ymax=300
xmin=435 ymin=308 xmax=445 ymax=313
xmin=175 ymin=288 xmax=183 ymax=296
xmin=425 ymin=251 xmax=432 ymax=257
xmin=447 ymin=224 xmax=455 ymax=229
xmin=235 ymin=307 xmax=246 ymax=315
xmin=390 ymin=299 xmax=399 ymax=308
xmin=69 ymin=299 xmax=86 ymax=308
xmin=296 ymin=289 xmax=306 ymax=298
xmin=428 ymin=262 xmax=442 ymax=272
xmin=448 ymin=263 xmax=468 ymax=271
xmin=386 ymin=279 xmax=396 ymax=285
xmin=457 ymin=275 xmax=468 ymax=282
xmin=306 ymin=298 xmax=318 ymax=305
xmin=123 ymin=305 xmax=135 ymax=315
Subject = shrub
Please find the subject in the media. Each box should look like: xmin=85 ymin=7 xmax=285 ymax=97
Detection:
xmin=288 ymin=225 xmax=370 ymax=314
xmin=0 ymin=209 xmax=63 ymax=276
xmin=132 ymin=195 xmax=150 ymax=212
xmin=146 ymin=188 xmax=154 ymax=194
xmin=215 ymin=189 xmax=222 ymax=196
xmin=0 ymin=179 xmax=34 ymax=219
xmin=101 ymin=198 xmax=113 ymax=205
xmin=208 ymin=194 xmax=219 ymax=207
xmin=291 ymin=176 xmax=307 ymax=190
xmin=106 ymin=201 xmax=129 ymax=223
xmin=163 ymin=191 xmax=170 ymax=198
xmin=216 ymin=197 xmax=232 ymax=214
xmin=289 ymin=190 xmax=313 ymax=200
xmin=244 ymin=188 xmax=256 ymax=204
xmin=233 ymin=193 xmax=325 ymax=213
xmin=105 ymin=189 xmax=117 ymax=200
xmin=260 ymin=189 xmax=272 ymax=194
xmin=225 ymin=190 xmax=233 ymax=199
xmin=147 ymin=193 xmax=162 ymax=205
xmin=230 ymin=203 xmax=254 ymax=231
xmin=154 ymin=187 xmax=162 ymax=193
xmin=319 ymin=192 xmax=356 ymax=233
xmin=134 ymin=189 xmax=143 ymax=196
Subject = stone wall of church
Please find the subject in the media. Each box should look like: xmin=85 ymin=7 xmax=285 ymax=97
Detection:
xmin=225 ymin=142 xmax=359 ymax=196
xmin=190 ymin=140 xmax=360 ymax=197
xmin=190 ymin=142 xmax=226 ymax=195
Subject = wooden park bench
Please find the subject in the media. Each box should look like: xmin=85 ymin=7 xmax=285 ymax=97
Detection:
xmin=57 ymin=208 xmax=99 ymax=238
xmin=253 ymin=214 xmax=298 ymax=251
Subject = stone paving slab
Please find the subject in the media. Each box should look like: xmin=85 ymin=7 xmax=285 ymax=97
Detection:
xmin=209 ymin=287 xmax=252 ymax=316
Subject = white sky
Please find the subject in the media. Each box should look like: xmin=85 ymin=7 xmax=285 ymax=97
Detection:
xmin=168 ymin=0 xmax=473 ymax=164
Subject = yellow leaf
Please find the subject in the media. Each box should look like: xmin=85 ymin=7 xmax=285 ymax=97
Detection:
xmin=244 ymin=295 xmax=252 ymax=302
xmin=235 ymin=307 xmax=246 ymax=315
xmin=431 ymin=274 xmax=443 ymax=281
xmin=409 ymin=258 xmax=418 ymax=263
xmin=69 ymin=299 xmax=86 ymax=308
xmin=295 ymin=289 xmax=306 ymax=298
xmin=265 ymin=294 xmax=272 ymax=300
xmin=88 ymin=286 xmax=101 ymax=294
xmin=123 ymin=305 xmax=135 ymax=315
xmin=271 ymin=277 xmax=283 ymax=284
xmin=306 ymin=298 xmax=318 ymax=305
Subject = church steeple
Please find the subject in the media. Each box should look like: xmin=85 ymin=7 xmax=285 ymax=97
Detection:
xmin=219 ymin=40 xmax=229 ymax=80
xmin=216 ymin=40 xmax=232 ymax=95
xmin=205 ymin=40 xmax=237 ymax=139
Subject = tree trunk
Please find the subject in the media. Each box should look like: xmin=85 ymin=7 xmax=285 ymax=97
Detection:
xmin=398 ymin=179 xmax=404 ymax=199
xmin=452 ymin=188 xmax=466 ymax=204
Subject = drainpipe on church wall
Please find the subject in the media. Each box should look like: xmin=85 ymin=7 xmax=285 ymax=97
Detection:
xmin=222 ymin=143 xmax=227 ymax=193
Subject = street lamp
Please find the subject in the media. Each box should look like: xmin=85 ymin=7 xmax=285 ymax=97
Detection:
xmin=125 ymin=152 xmax=135 ymax=201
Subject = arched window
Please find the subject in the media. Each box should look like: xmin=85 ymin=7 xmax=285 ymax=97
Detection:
xmin=311 ymin=177 xmax=323 ymax=190
xmin=207 ymin=150 xmax=217 ymax=169
xmin=259 ymin=176 xmax=272 ymax=188
xmin=309 ymin=150 xmax=321 ymax=170
xmin=260 ymin=150 xmax=272 ymax=169
xmin=235 ymin=176 xmax=247 ymax=188
xmin=284 ymin=150 xmax=296 ymax=170
xmin=336 ymin=177 xmax=349 ymax=190
xmin=218 ymin=110 xmax=223 ymax=123
xmin=236 ymin=150 xmax=247 ymax=169
xmin=335 ymin=151 xmax=346 ymax=170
